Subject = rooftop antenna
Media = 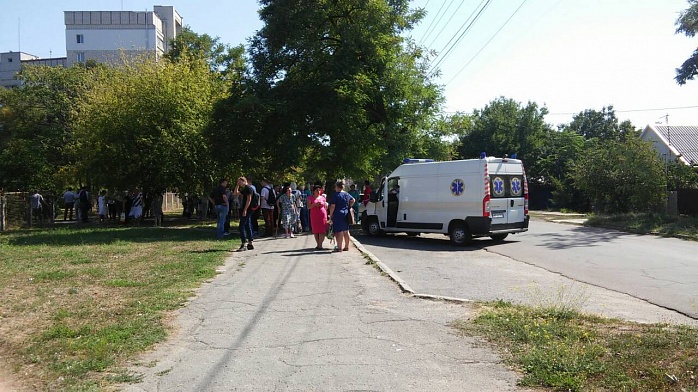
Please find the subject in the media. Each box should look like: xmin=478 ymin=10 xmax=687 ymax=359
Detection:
xmin=18 ymin=17 xmax=21 ymax=53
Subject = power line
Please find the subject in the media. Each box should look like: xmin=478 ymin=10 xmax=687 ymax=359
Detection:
xmin=446 ymin=0 xmax=528 ymax=86
xmin=421 ymin=0 xmax=459 ymax=47
xmin=426 ymin=0 xmax=468 ymax=50
xmin=418 ymin=0 xmax=449 ymax=46
xmin=429 ymin=0 xmax=492 ymax=74
xmin=548 ymin=105 xmax=698 ymax=116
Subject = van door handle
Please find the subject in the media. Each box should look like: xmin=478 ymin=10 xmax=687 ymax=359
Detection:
xmin=510 ymin=200 xmax=514 ymax=207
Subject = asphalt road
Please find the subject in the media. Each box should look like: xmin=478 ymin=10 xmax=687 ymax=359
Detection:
xmin=492 ymin=220 xmax=698 ymax=319
xmin=356 ymin=220 xmax=698 ymax=323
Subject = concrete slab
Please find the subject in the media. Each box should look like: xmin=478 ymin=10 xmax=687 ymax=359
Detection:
xmin=122 ymin=234 xmax=533 ymax=392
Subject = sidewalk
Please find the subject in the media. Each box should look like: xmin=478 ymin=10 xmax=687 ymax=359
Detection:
xmin=122 ymin=234 xmax=532 ymax=392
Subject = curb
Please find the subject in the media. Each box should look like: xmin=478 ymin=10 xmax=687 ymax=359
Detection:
xmin=349 ymin=233 xmax=474 ymax=305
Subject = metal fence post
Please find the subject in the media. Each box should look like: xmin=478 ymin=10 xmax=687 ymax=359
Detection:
xmin=0 ymin=194 xmax=5 ymax=231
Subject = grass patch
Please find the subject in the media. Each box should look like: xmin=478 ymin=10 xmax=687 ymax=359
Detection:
xmin=585 ymin=213 xmax=698 ymax=240
xmin=454 ymin=301 xmax=698 ymax=391
xmin=0 ymin=216 xmax=236 ymax=391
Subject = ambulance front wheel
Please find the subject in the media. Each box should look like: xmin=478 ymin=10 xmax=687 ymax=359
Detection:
xmin=365 ymin=216 xmax=383 ymax=236
xmin=449 ymin=222 xmax=472 ymax=246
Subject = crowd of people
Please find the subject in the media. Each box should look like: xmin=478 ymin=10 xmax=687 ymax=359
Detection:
xmin=210 ymin=177 xmax=372 ymax=253
xmin=59 ymin=188 xmax=164 ymax=226
xmin=47 ymin=177 xmax=373 ymax=253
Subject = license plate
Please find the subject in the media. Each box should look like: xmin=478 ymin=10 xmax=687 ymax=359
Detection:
xmin=492 ymin=213 xmax=504 ymax=219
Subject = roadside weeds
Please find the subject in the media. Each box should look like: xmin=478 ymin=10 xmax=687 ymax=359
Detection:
xmin=453 ymin=301 xmax=698 ymax=392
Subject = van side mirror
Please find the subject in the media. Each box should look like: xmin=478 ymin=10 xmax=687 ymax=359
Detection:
xmin=369 ymin=191 xmax=378 ymax=203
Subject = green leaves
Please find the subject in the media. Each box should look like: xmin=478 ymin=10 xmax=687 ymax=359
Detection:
xmin=237 ymin=0 xmax=443 ymax=180
xmin=573 ymin=137 xmax=666 ymax=213
xmin=73 ymin=55 xmax=222 ymax=194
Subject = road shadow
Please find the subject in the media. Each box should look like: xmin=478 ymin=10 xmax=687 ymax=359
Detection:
xmin=354 ymin=232 xmax=500 ymax=252
xmin=534 ymin=225 xmax=635 ymax=250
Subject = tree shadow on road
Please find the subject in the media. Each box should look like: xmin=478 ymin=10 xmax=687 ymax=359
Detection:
xmin=535 ymin=225 xmax=635 ymax=250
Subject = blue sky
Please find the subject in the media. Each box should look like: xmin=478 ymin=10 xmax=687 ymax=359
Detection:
xmin=2 ymin=0 xmax=697 ymax=128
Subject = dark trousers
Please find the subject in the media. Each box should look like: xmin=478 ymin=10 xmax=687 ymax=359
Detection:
xmin=251 ymin=208 xmax=260 ymax=233
xmin=224 ymin=210 xmax=231 ymax=233
xmin=262 ymin=208 xmax=275 ymax=236
xmin=80 ymin=204 xmax=89 ymax=222
xmin=64 ymin=205 xmax=74 ymax=220
xmin=239 ymin=213 xmax=253 ymax=243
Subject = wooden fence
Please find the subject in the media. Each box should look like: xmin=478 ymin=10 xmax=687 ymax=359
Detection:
xmin=0 ymin=192 xmax=184 ymax=231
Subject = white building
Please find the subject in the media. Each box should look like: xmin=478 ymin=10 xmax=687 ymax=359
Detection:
xmin=0 ymin=51 xmax=67 ymax=88
xmin=640 ymin=124 xmax=698 ymax=167
xmin=64 ymin=5 xmax=182 ymax=67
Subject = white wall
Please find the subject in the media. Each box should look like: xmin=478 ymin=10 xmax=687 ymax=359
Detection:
xmin=66 ymin=29 xmax=158 ymax=52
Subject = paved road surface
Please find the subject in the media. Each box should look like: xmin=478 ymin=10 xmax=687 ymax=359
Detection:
xmin=356 ymin=220 xmax=697 ymax=324
xmin=123 ymin=234 xmax=532 ymax=392
xmin=493 ymin=221 xmax=698 ymax=319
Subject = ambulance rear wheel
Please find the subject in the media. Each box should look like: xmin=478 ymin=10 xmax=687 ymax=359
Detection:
xmin=450 ymin=223 xmax=472 ymax=246
xmin=367 ymin=218 xmax=383 ymax=236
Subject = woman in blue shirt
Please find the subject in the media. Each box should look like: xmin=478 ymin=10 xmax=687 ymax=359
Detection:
xmin=328 ymin=181 xmax=355 ymax=252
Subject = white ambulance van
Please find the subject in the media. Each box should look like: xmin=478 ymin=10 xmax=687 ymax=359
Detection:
xmin=361 ymin=155 xmax=530 ymax=245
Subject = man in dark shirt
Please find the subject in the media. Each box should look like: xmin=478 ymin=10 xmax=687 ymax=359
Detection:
xmin=209 ymin=179 xmax=229 ymax=239
xmin=233 ymin=177 xmax=254 ymax=251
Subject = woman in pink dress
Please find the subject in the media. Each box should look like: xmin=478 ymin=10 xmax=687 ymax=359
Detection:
xmin=307 ymin=185 xmax=328 ymax=250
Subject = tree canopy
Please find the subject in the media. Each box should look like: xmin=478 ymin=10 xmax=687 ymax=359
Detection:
xmin=675 ymin=0 xmax=698 ymax=84
xmin=219 ymin=0 xmax=443 ymax=180
xmin=72 ymin=55 xmax=225 ymax=194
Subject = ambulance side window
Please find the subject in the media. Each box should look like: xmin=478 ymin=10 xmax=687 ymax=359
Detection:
xmin=377 ymin=179 xmax=386 ymax=201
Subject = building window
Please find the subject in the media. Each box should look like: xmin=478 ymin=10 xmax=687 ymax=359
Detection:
xmin=7 ymin=58 xmax=12 ymax=63
xmin=76 ymin=53 xmax=85 ymax=62
xmin=77 ymin=34 xmax=84 ymax=44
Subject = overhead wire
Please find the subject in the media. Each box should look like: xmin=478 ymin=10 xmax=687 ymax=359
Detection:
xmin=446 ymin=0 xmax=529 ymax=85
xmin=421 ymin=0 xmax=459 ymax=47
xmin=418 ymin=0 xmax=449 ymax=46
xmin=548 ymin=105 xmax=698 ymax=115
xmin=429 ymin=0 xmax=493 ymax=75
xmin=426 ymin=0 xmax=468 ymax=50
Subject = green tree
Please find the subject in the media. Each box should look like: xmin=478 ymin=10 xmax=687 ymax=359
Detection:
xmin=73 ymin=56 xmax=224 ymax=194
xmin=227 ymin=0 xmax=442 ymax=180
xmin=675 ymin=0 xmax=698 ymax=84
xmin=0 ymin=64 xmax=95 ymax=191
xmin=166 ymin=26 xmax=246 ymax=81
xmin=533 ymin=129 xmax=587 ymax=209
xmin=564 ymin=106 xmax=637 ymax=141
xmin=573 ymin=136 xmax=665 ymax=213
xmin=458 ymin=97 xmax=551 ymax=177
xmin=414 ymin=113 xmax=471 ymax=162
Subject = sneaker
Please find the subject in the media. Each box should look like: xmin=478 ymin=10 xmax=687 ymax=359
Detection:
xmin=290 ymin=234 xmax=295 ymax=238
xmin=283 ymin=234 xmax=288 ymax=238
xmin=247 ymin=242 xmax=254 ymax=250
xmin=223 ymin=232 xmax=230 ymax=236
xmin=237 ymin=244 xmax=246 ymax=252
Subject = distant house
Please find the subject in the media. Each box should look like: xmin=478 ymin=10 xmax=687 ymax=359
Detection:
xmin=640 ymin=124 xmax=698 ymax=167
xmin=0 ymin=51 xmax=67 ymax=88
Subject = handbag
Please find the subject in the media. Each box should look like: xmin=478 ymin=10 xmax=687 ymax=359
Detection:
xmin=345 ymin=192 xmax=355 ymax=225
xmin=347 ymin=208 xmax=355 ymax=225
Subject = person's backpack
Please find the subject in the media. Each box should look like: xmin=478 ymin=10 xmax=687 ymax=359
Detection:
xmin=250 ymin=187 xmax=260 ymax=209
xmin=265 ymin=186 xmax=277 ymax=206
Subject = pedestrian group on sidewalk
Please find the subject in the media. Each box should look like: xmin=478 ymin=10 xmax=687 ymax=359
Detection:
xmin=213 ymin=177 xmax=365 ymax=253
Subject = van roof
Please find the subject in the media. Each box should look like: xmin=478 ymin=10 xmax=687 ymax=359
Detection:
xmin=391 ymin=157 xmax=523 ymax=177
